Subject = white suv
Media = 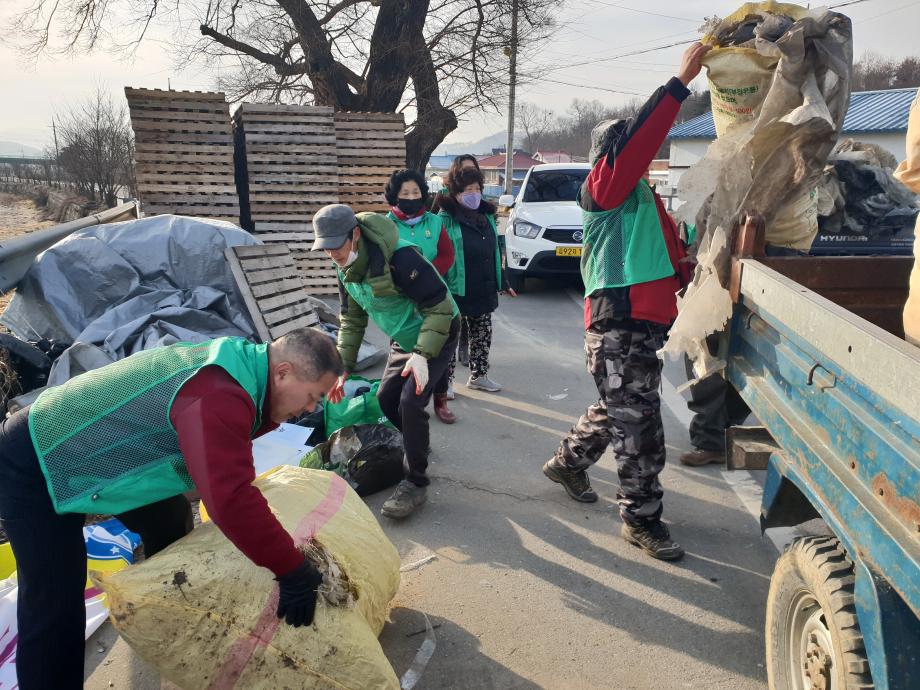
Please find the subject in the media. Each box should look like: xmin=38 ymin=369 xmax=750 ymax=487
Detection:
xmin=499 ymin=163 xmax=591 ymax=292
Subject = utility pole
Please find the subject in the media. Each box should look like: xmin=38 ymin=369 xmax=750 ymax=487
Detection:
xmin=52 ymin=117 xmax=61 ymax=186
xmin=503 ymin=0 xmax=518 ymax=196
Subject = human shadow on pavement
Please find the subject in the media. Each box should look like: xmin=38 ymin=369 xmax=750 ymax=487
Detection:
xmin=380 ymin=608 xmax=541 ymax=690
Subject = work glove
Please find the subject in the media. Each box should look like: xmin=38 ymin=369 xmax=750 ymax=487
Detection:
xmin=327 ymin=373 xmax=348 ymax=404
xmin=276 ymin=560 xmax=323 ymax=628
xmin=401 ymin=353 xmax=429 ymax=395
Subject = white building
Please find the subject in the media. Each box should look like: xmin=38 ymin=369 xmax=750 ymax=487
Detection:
xmin=667 ymin=87 xmax=916 ymax=191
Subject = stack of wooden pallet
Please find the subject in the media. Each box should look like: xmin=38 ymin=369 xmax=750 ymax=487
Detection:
xmin=334 ymin=112 xmax=407 ymax=214
xmin=125 ymin=88 xmax=239 ymax=224
xmin=234 ymin=104 xmax=340 ymax=293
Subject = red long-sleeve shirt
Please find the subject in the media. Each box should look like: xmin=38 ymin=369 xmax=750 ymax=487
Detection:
xmin=170 ymin=365 xmax=303 ymax=578
xmin=582 ymin=76 xmax=692 ymax=328
xmin=432 ymin=226 xmax=456 ymax=276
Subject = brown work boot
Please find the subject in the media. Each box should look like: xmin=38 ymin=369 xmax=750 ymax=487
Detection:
xmin=621 ymin=520 xmax=685 ymax=561
xmin=542 ymin=459 xmax=598 ymax=503
xmin=433 ymin=395 xmax=456 ymax=424
xmin=679 ymin=448 xmax=725 ymax=467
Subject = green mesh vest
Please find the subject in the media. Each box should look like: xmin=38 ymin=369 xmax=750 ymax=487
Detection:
xmin=440 ymin=213 xmax=502 ymax=297
xmin=580 ymin=179 xmax=675 ymax=297
xmin=387 ymin=211 xmax=443 ymax=263
xmin=29 ymin=337 xmax=268 ymax=515
xmin=340 ymin=238 xmax=457 ymax=352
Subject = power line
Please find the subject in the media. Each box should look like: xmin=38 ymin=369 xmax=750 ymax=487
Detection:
xmin=828 ymin=0 xmax=872 ymax=8
xmin=534 ymin=77 xmax=646 ymax=96
xmin=576 ymin=0 xmax=701 ymax=23
xmin=858 ymin=0 xmax=920 ymax=23
xmin=539 ymin=38 xmax=698 ymax=76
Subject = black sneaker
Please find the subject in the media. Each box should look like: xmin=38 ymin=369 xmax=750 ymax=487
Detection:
xmin=542 ymin=460 xmax=598 ymax=503
xmin=621 ymin=520 xmax=685 ymax=561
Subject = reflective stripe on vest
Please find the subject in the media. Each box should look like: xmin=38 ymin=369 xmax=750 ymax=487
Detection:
xmin=580 ymin=180 xmax=674 ymax=296
xmin=29 ymin=338 xmax=268 ymax=515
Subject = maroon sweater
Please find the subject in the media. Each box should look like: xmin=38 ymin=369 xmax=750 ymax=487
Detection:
xmin=582 ymin=77 xmax=692 ymax=329
xmin=170 ymin=365 xmax=303 ymax=578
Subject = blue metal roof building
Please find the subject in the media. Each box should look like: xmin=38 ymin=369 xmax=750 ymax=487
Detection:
xmin=668 ymin=87 xmax=916 ymax=140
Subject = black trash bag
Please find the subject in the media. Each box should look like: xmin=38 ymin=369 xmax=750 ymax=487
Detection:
xmin=346 ymin=425 xmax=405 ymax=497
xmin=301 ymin=424 xmax=404 ymax=497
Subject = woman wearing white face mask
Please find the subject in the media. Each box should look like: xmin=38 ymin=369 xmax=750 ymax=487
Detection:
xmin=435 ymin=166 xmax=516 ymax=394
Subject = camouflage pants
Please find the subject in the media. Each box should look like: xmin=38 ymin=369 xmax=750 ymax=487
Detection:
xmin=556 ymin=323 xmax=668 ymax=524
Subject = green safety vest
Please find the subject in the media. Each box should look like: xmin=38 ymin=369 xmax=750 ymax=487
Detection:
xmin=339 ymin=238 xmax=458 ymax=352
xmin=29 ymin=337 xmax=268 ymax=515
xmin=387 ymin=211 xmax=443 ymax=263
xmin=580 ymin=179 xmax=675 ymax=296
xmin=440 ymin=212 xmax=503 ymax=296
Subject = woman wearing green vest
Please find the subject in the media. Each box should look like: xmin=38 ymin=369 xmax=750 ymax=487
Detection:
xmin=435 ymin=164 xmax=514 ymax=396
xmin=0 ymin=329 xmax=343 ymax=689
xmin=385 ymin=169 xmax=459 ymax=424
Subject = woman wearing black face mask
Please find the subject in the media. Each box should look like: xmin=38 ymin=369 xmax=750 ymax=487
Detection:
xmin=385 ymin=168 xmax=458 ymax=423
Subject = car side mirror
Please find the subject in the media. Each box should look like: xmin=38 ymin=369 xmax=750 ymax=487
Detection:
xmin=498 ymin=194 xmax=515 ymax=208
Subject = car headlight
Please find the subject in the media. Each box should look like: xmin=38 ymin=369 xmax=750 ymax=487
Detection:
xmin=513 ymin=221 xmax=541 ymax=239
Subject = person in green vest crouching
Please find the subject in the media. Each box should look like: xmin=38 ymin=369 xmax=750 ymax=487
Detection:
xmin=384 ymin=168 xmax=459 ymax=424
xmin=314 ymin=204 xmax=459 ymax=520
xmin=0 ymin=328 xmax=343 ymax=689
xmin=542 ymin=42 xmax=708 ymax=561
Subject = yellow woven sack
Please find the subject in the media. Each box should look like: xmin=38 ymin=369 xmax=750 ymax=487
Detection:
xmin=95 ymin=466 xmax=401 ymax=690
xmin=702 ymin=2 xmax=818 ymax=250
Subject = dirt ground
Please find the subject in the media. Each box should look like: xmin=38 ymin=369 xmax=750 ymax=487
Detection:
xmin=0 ymin=192 xmax=55 ymax=318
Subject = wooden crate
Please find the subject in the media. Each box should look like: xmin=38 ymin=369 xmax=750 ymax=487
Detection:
xmin=224 ymin=244 xmax=322 ymax=342
xmin=126 ymin=88 xmax=240 ymax=224
xmin=234 ymin=103 xmax=343 ymax=295
xmin=334 ymin=112 xmax=406 ymax=214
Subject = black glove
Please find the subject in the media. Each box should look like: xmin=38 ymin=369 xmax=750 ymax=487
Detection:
xmin=276 ymin=560 xmax=323 ymax=627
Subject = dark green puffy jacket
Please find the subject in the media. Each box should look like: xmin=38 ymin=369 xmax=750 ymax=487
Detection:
xmin=337 ymin=212 xmax=458 ymax=371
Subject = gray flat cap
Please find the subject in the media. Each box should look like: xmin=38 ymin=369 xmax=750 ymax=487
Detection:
xmin=312 ymin=204 xmax=357 ymax=250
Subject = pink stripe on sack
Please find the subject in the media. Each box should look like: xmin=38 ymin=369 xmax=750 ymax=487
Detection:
xmin=207 ymin=474 xmax=348 ymax=689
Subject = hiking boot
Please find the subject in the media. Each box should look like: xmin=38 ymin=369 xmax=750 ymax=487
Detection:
xmin=468 ymin=374 xmax=502 ymax=392
xmin=434 ymin=395 xmax=456 ymax=424
xmin=381 ymin=480 xmax=427 ymax=519
xmin=679 ymin=448 xmax=725 ymax=467
xmin=621 ymin=520 xmax=685 ymax=561
xmin=542 ymin=460 xmax=598 ymax=503
xmin=445 ymin=382 xmax=455 ymax=401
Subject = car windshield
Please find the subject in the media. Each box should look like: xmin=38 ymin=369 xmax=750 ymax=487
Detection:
xmin=522 ymin=170 xmax=589 ymax=203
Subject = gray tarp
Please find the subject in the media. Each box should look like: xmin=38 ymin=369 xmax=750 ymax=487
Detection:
xmin=1 ymin=215 xmax=259 ymax=385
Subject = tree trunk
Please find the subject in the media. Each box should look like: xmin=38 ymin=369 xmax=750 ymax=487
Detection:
xmin=405 ymin=106 xmax=458 ymax=172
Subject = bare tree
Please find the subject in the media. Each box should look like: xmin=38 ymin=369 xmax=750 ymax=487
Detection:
xmin=9 ymin=0 xmax=556 ymax=171
xmin=852 ymin=53 xmax=920 ymax=91
xmin=56 ymin=89 xmax=134 ymax=207
xmin=516 ymin=102 xmax=554 ymax=154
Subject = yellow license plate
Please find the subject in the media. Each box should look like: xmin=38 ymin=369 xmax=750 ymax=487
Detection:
xmin=555 ymin=246 xmax=582 ymax=257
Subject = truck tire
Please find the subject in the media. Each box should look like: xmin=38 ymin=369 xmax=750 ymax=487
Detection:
xmin=506 ymin=269 xmax=526 ymax=294
xmin=766 ymin=535 xmax=874 ymax=690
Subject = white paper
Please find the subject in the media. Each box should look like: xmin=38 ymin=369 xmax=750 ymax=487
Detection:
xmin=251 ymin=425 xmax=313 ymax=476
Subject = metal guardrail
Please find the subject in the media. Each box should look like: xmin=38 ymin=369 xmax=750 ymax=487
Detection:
xmin=0 ymin=200 xmax=140 ymax=293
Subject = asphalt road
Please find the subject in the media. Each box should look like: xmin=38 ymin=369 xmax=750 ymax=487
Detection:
xmin=84 ymin=277 xmax=785 ymax=690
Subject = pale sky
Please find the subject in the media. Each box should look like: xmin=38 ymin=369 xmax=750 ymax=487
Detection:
xmin=2 ymin=0 xmax=918 ymax=151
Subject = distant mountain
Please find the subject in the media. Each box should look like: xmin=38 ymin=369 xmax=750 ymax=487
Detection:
xmin=436 ymin=130 xmax=519 ymax=156
xmin=0 ymin=141 xmax=45 ymax=157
